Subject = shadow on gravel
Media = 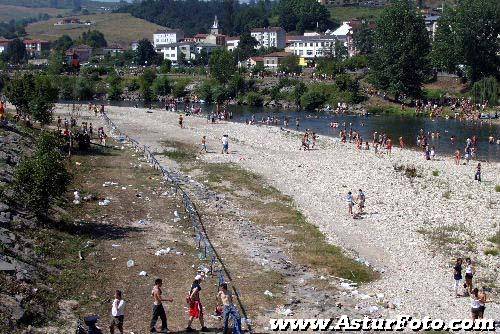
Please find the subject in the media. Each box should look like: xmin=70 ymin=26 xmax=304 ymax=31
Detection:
xmin=52 ymin=219 xmax=141 ymax=240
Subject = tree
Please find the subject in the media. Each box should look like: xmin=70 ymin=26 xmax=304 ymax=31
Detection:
xmin=136 ymin=39 xmax=158 ymax=66
xmin=52 ymin=35 xmax=73 ymax=52
xmin=432 ymin=0 xmax=499 ymax=82
xmin=278 ymin=55 xmax=301 ymax=74
xmin=234 ymin=32 xmax=258 ymax=61
xmin=160 ymin=59 xmax=172 ymax=74
xmin=139 ymin=68 xmax=157 ymax=102
xmin=48 ymin=50 xmax=66 ymax=75
xmin=13 ymin=132 xmax=71 ymax=218
xmin=29 ymin=96 xmax=54 ymax=127
xmin=278 ymin=0 xmax=331 ymax=33
xmin=152 ymin=76 xmax=172 ymax=97
xmin=81 ymin=30 xmax=107 ymax=48
xmin=5 ymin=38 xmax=27 ymax=64
xmin=209 ymin=48 xmax=237 ymax=84
xmin=107 ymin=73 xmax=123 ymax=100
xmin=369 ymin=0 xmax=430 ymax=98
xmin=5 ymin=73 xmax=35 ymax=115
xmin=353 ymin=21 xmax=374 ymax=55
xmin=470 ymin=77 xmax=499 ymax=106
xmin=300 ymin=90 xmax=326 ymax=110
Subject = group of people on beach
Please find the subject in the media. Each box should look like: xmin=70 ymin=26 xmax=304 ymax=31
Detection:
xmin=346 ymin=189 xmax=366 ymax=218
xmin=108 ymin=277 xmax=242 ymax=334
xmin=452 ymin=258 xmax=493 ymax=320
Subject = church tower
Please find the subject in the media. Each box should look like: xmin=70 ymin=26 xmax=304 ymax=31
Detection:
xmin=210 ymin=16 xmax=219 ymax=35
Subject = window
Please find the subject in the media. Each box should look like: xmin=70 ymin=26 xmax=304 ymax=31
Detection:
xmin=299 ymin=50 xmax=303 ymax=56
xmin=307 ymin=50 xmax=313 ymax=56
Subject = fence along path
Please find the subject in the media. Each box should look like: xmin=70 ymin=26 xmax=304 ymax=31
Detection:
xmin=101 ymin=112 xmax=253 ymax=331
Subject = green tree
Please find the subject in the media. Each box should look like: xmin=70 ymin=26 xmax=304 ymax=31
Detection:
xmin=234 ymin=32 xmax=258 ymax=61
xmin=353 ymin=21 xmax=374 ymax=55
xmin=48 ymin=50 xmax=66 ymax=75
xmin=278 ymin=55 xmax=302 ymax=74
xmin=5 ymin=73 xmax=35 ymax=115
xmin=136 ymin=39 xmax=158 ymax=66
xmin=432 ymin=0 xmax=499 ymax=82
xmin=81 ymin=30 xmax=107 ymax=48
xmin=52 ymin=34 xmax=73 ymax=52
xmin=471 ymin=77 xmax=499 ymax=106
xmin=278 ymin=0 xmax=331 ymax=33
xmin=13 ymin=132 xmax=71 ymax=218
xmin=152 ymin=76 xmax=172 ymax=97
xmin=369 ymin=0 xmax=430 ymax=98
xmin=160 ymin=59 xmax=172 ymax=74
xmin=5 ymin=38 xmax=27 ymax=64
xmin=107 ymin=73 xmax=123 ymax=100
xmin=209 ymin=48 xmax=237 ymax=84
xmin=139 ymin=68 xmax=157 ymax=102
xmin=300 ymin=90 xmax=326 ymax=110
xmin=29 ymin=96 xmax=54 ymax=126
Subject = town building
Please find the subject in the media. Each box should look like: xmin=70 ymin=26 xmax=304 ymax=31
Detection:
xmin=103 ymin=44 xmax=125 ymax=55
xmin=23 ymin=39 xmax=50 ymax=57
xmin=424 ymin=14 xmax=440 ymax=41
xmin=156 ymin=41 xmax=197 ymax=65
xmin=262 ymin=51 xmax=293 ymax=69
xmin=153 ymin=29 xmax=184 ymax=48
xmin=226 ymin=37 xmax=240 ymax=51
xmin=0 ymin=38 xmax=11 ymax=54
xmin=285 ymin=34 xmax=337 ymax=59
xmin=251 ymin=27 xmax=286 ymax=49
xmin=66 ymin=44 xmax=93 ymax=64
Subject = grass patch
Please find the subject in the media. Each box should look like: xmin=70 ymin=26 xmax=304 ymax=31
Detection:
xmin=26 ymin=13 xmax=163 ymax=46
xmin=495 ymin=185 xmax=500 ymax=192
xmin=417 ymin=224 xmax=470 ymax=252
xmin=487 ymin=230 xmax=500 ymax=247
xmin=432 ymin=170 xmax=440 ymax=177
xmin=394 ymin=164 xmax=422 ymax=179
xmin=162 ymin=149 xmax=197 ymax=162
xmin=328 ymin=5 xmax=383 ymax=22
xmin=484 ymin=248 xmax=499 ymax=256
xmin=443 ymin=190 xmax=452 ymax=199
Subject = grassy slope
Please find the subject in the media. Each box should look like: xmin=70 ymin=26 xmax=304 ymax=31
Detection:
xmin=328 ymin=6 xmax=384 ymax=22
xmin=26 ymin=13 xmax=163 ymax=46
xmin=0 ymin=4 xmax=68 ymax=22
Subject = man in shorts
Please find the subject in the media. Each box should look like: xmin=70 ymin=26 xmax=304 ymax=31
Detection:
xmin=110 ymin=290 xmax=126 ymax=334
xmin=221 ymin=135 xmax=229 ymax=154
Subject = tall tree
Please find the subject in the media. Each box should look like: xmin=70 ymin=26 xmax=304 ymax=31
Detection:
xmin=432 ymin=0 xmax=499 ymax=82
xmin=369 ymin=0 xmax=431 ymax=98
xmin=135 ymin=39 xmax=158 ymax=66
xmin=353 ymin=21 xmax=374 ymax=55
xmin=233 ymin=32 xmax=258 ymax=61
xmin=209 ymin=49 xmax=236 ymax=85
xmin=81 ymin=30 xmax=107 ymax=48
xmin=5 ymin=38 xmax=27 ymax=64
xmin=278 ymin=0 xmax=331 ymax=33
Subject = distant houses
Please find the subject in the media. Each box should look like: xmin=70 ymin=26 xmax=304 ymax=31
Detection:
xmin=250 ymin=27 xmax=286 ymax=49
xmin=54 ymin=17 xmax=94 ymax=26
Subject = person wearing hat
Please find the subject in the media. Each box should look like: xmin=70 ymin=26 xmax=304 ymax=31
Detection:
xmin=186 ymin=275 xmax=208 ymax=332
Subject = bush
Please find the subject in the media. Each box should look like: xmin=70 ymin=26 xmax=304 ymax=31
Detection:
xmin=432 ymin=170 xmax=440 ymax=177
xmin=172 ymin=78 xmax=190 ymax=98
xmin=300 ymin=90 xmax=326 ymax=110
xmin=495 ymin=185 xmax=500 ymax=192
xmin=13 ymin=132 xmax=71 ymax=217
xmin=152 ymin=76 xmax=172 ymax=97
xmin=246 ymin=92 xmax=263 ymax=106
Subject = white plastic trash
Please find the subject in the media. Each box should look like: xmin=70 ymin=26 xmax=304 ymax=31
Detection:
xmin=264 ymin=290 xmax=273 ymax=297
xmin=98 ymin=199 xmax=111 ymax=206
xmin=155 ymin=248 xmax=171 ymax=256
xmin=139 ymin=271 xmax=147 ymax=276
xmin=127 ymin=260 xmax=135 ymax=268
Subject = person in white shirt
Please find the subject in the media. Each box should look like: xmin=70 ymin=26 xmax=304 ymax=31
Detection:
xmin=110 ymin=290 xmax=125 ymax=334
xmin=221 ymin=135 xmax=229 ymax=154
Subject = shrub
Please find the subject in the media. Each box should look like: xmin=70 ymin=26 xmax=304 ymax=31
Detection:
xmin=432 ymin=170 xmax=440 ymax=177
xmin=495 ymin=185 xmax=500 ymax=192
xmin=152 ymin=76 xmax=172 ymax=97
xmin=300 ymin=90 xmax=326 ymax=110
xmin=484 ymin=248 xmax=499 ymax=256
xmin=246 ymin=92 xmax=263 ymax=106
xmin=13 ymin=132 xmax=71 ymax=218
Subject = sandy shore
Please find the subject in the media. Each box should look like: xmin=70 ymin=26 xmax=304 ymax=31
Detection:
xmin=58 ymin=104 xmax=499 ymax=321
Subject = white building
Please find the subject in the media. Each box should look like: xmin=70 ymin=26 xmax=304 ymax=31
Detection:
xmin=156 ymin=42 xmax=196 ymax=65
xmin=424 ymin=15 xmax=440 ymax=41
xmin=153 ymin=29 xmax=184 ymax=48
xmin=251 ymin=27 xmax=286 ymax=49
xmin=285 ymin=35 xmax=337 ymax=59
xmin=226 ymin=37 xmax=240 ymax=51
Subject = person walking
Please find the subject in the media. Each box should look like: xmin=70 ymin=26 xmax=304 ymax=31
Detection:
xmin=474 ymin=163 xmax=481 ymax=182
xmin=179 ymin=114 xmax=184 ymax=129
xmin=217 ymin=283 xmax=242 ymax=334
xmin=186 ymin=275 xmax=208 ymax=332
xmin=150 ymin=278 xmax=173 ymax=333
xmin=347 ymin=192 xmax=356 ymax=217
xmin=109 ymin=290 xmax=126 ymax=334
xmin=221 ymin=135 xmax=229 ymax=154
xmin=470 ymin=288 xmax=481 ymax=320
xmin=357 ymin=189 xmax=365 ymax=214
xmin=200 ymin=136 xmax=208 ymax=153
xmin=453 ymin=258 xmax=463 ymax=297
xmin=464 ymin=258 xmax=474 ymax=295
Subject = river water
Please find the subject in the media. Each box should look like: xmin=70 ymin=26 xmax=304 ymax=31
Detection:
xmin=71 ymin=101 xmax=500 ymax=162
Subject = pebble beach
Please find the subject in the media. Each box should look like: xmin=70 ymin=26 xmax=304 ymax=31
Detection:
xmin=65 ymin=104 xmax=500 ymax=321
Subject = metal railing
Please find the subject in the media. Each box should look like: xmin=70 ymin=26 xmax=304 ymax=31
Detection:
xmin=101 ymin=112 xmax=252 ymax=331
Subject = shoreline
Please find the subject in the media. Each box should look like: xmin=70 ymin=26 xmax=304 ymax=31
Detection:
xmin=56 ymin=104 xmax=499 ymax=320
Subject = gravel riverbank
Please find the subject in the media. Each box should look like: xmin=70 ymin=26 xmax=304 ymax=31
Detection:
xmin=58 ymin=104 xmax=499 ymax=321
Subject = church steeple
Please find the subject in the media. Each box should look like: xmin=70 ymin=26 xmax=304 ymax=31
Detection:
xmin=210 ymin=15 xmax=219 ymax=35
